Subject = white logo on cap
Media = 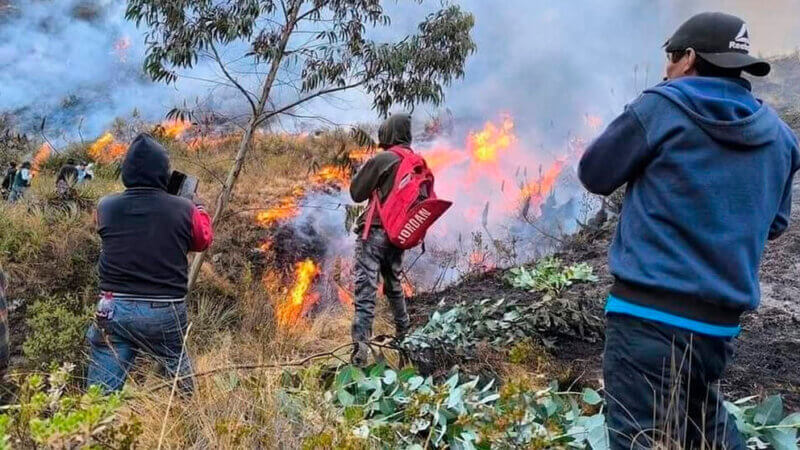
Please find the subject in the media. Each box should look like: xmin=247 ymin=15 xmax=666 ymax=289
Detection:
xmin=729 ymin=23 xmax=750 ymax=51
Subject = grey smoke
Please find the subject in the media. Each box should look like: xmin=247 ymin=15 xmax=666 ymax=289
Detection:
xmin=0 ymin=0 xmax=798 ymax=143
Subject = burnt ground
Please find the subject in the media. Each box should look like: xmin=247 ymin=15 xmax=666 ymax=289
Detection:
xmin=409 ymin=161 xmax=800 ymax=411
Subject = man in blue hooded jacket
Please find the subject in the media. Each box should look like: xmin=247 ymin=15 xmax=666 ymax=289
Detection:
xmin=579 ymin=12 xmax=799 ymax=450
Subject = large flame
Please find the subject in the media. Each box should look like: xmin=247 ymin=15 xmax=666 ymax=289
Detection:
xmin=521 ymin=159 xmax=567 ymax=208
xmin=89 ymin=132 xmax=128 ymax=164
xmin=277 ymin=259 xmax=321 ymax=327
xmin=160 ymin=119 xmax=192 ymax=139
xmin=468 ymin=114 xmax=516 ymax=163
xmin=31 ymin=143 xmax=51 ymax=175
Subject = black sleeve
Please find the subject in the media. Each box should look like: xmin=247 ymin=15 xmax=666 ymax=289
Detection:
xmin=349 ymin=152 xmax=399 ymax=203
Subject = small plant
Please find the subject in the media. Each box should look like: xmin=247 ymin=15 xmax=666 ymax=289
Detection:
xmin=22 ymin=296 xmax=93 ymax=369
xmin=505 ymin=257 xmax=598 ymax=297
xmin=725 ymin=395 xmax=800 ymax=449
xmin=311 ymin=363 xmax=609 ymax=449
xmin=0 ymin=363 xmax=141 ymax=449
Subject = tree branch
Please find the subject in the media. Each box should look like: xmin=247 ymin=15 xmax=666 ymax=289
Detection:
xmin=210 ymin=42 xmax=258 ymax=115
xmin=254 ymin=80 xmax=367 ymax=127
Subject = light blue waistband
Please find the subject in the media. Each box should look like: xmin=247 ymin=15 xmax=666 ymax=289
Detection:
xmin=606 ymin=295 xmax=741 ymax=337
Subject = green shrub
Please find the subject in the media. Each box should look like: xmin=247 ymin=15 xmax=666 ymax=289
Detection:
xmin=505 ymin=257 xmax=598 ymax=297
xmin=0 ymin=364 xmax=140 ymax=449
xmin=22 ymin=296 xmax=92 ymax=369
xmin=293 ymin=363 xmax=609 ymax=449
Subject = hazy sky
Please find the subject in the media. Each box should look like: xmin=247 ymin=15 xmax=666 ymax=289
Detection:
xmin=1 ymin=0 xmax=798 ymax=142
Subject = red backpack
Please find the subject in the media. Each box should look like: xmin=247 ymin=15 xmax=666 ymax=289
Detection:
xmin=362 ymin=146 xmax=452 ymax=249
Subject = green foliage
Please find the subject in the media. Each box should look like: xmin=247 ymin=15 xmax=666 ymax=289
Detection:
xmin=505 ymin=257 xmax=598 ymax=297
xmin=314 ymin=363 xmax=609 ymax=449
xmin=22 ymin=296 xmax=93 ymax=369
xmin=0 ymin=364 xmax=141 ymax=449
xmin=125 ymin=0 xmax=476 ymax=117
xmin=725 ymin=395 xmax=800 ymax=450
xmin=402 ymin=295 xmax=602 ymax=360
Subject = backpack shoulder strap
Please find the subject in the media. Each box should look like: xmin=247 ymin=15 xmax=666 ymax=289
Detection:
xmin=361 ymin=190 xmax=381 ymax=240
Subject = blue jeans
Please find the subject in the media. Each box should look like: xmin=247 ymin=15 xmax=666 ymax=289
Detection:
xmin=87 ymin=300 xmax=194 ymax=394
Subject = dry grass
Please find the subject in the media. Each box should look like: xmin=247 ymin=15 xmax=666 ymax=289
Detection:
xmin=3 ymin=129 xmax=399 ymax=447
xmin=126 ymin=307 xmax=395 ymax=449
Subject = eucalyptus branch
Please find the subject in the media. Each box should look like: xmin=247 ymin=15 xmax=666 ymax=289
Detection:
xmin=210 ymin=42 xmax=258 ymax=115
xmin=255 ymin=79 xmax=367 ymax=127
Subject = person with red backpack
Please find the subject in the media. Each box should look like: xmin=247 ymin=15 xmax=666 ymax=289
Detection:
xmin=349 ymin=113 xmax=450 ymax=366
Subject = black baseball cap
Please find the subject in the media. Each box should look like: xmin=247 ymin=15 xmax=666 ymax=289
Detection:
xmin=664 ymin=12 xmax=770 ymax=77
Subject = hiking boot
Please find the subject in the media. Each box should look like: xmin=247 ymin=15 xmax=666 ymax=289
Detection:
xmin=350 ymin=342 xmax=370 ymax=367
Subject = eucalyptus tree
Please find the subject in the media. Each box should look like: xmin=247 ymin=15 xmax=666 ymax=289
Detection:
xmin=125 ymin=0 xmax=476 ymax=289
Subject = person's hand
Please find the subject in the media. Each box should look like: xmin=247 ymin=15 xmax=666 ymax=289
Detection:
xmin=192 ymin=193 xmax=206 ymax=208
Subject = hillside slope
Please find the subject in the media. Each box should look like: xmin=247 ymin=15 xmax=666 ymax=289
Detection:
xmin=409 ymin=110 xmax=800 ymax=409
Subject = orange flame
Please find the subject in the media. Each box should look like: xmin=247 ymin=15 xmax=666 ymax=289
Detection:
xmin=89 ymin=132 xmax=128 ymax=164
xmin=423 ymin=147 xmax=469 ymax=171
xmin=258 ymin=240 xmax=273 ymax=252
xmin=468 ymin=114 xmax=516 ymax=163
xmin=31 ymin=143 xmax=51 ymax=175
xmin=585 ymin=114 xmax=603 ymax=132
xmin=336 ymin=284 xmax=354 ymax=307
xmin=160 ymin=119 xmax=192 ymax=139
xmin=311 ymin=165 xmax=350 ymax=186
xmin=401 ymin=280 xmax=415 ymax=298
xmin=520 ymin=159 xmax=567 ymax=209
xmin=187 ymin=135 xmax=235 ymax=152
xmin=255 ymin=194 xmax=301 ymax=227
xmin=348 ymin=148 xmax=374 ymax=163
xmin=277 ymin=259 xmax=320 ymax=327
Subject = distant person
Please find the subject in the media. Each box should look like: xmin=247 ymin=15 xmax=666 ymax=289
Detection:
xmin=1 ymin=162 xmax=16 ymax=200
xmin=579 ymin=12 xmax=799 ymax=450
xmin=8 ymin=161 xmax=31 ymax=202
xmin=87 ymin=133 xmax=213 ymax=394
xmin=75 ymin=162 xmax=86 ymax=183
xmin=56 ymin=158 xmax=79 ymax=196
xmin=84 ymin=163 xmax=95 ymax=182
xmin=348 ymin=114 xmax=415 ymax=366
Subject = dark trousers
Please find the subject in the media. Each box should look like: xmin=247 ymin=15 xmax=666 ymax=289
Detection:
xmin=352 ymin=228 xmax=410 ymax=343
xmin=604 ymin=314 xmax=745 ymax=450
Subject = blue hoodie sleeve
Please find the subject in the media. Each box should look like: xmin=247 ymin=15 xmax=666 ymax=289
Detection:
xmin=768 ymin=180 xmax=792 ymax=240
xmin=768 ymin=139 xmax=799 ymax=240
xmin=578 ymin=103 xmax=653 ymax=196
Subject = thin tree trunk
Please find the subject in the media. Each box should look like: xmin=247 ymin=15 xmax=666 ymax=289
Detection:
xmin=186 ymin=2 xmax=301 ymax=292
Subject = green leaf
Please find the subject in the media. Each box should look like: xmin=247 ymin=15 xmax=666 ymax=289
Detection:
xmin=337 ymin=387 xmax=355 ymax=407
xmin=586 ymin=414 xmax=609 ymax=450
xmin=408 ymin=376 xmax=425 ymax=391
xmin=582 ymin=388 xmax=603 ymax=406
xmin=382 ymin=370 xmax=397 ymax=386
xmin=754 ymin=395 xmax=784 ymax=426
xmin=780 ymin=413 xmax=800 ymax=428
xmin=764 ymin=428 xmax=798 ymax=450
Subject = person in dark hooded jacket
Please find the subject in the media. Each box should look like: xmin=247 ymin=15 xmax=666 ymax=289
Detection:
xmin=87 ymin=133 xmax=213 ymax=394
xmin=56 ymin=158 xmax=79 ymax=196
xmin=579 ymin=13 xmax=799 ymax=450
xmin=348 ymin=114 xmax=413 ymax=366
